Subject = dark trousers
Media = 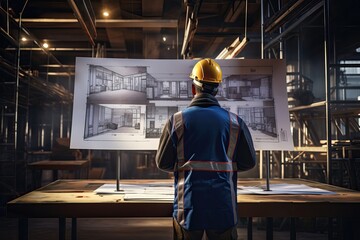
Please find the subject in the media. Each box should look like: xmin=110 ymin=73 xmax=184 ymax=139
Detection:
xmin=173 ymin=218 xmax=238 ymax=240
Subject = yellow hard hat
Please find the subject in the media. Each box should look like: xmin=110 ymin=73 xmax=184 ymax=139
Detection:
xmin=189 ymin=58 xmax=222 ymax=84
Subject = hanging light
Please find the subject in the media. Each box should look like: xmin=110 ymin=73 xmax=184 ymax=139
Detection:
xmin=103 ymin=10 xmax=110 ymax=17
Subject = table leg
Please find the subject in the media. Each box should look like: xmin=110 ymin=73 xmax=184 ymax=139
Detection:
xmin=53 ymin=170 xmax=59 ymax=181
xmin=71 ymin=218 xmax=77 ymax=240
xmin=290 ymin=217 xmax=296 ymax=240
xmin=341 ymin=217 xmax=359 ymax=240
xmin=59 ymin=218 xmax=66 ymax=240
xmin=32 ymin=170 xmax=41 ymax=189
xmin=266 ymin=217 xmax=273 ymax=240
xmin=75 ymin=169 xmax=81 ymax=179
xmin=328 ymin=218 xmax=333 ymax=240
xmin=247 ymin=217 xmax=253 ymax=240
xmin=18 ymin=218 xmax=28 ymax=240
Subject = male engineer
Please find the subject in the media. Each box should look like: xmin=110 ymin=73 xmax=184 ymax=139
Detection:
xmin=156 ymin=58 xmax=256 ymax=240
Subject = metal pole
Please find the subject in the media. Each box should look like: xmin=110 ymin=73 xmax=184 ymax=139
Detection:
xmin=14 ymin=1 xmax=30 ymax=147
xmin=265 ymin=150 xmax=271 ymax=191
xmin=6 ymin=0 xmax=9 ymax=33
xmin=259 ymin=150 xmax=263 ymax=178
xmin=281 ymin=150 xmax=284 ymax=179
xmin=278 ymin=0 xmax=283 ymax=59
xmin=324 ymin=0 xmax=332 ymax=184
xmin=116 ymin=151 xmax=121 ymax=191
xmin=260 ymin=0 xmax=264 ymax=59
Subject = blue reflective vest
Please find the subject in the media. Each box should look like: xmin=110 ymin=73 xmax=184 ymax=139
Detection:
xmin=156 ymin=93 xmax=256 ymax=231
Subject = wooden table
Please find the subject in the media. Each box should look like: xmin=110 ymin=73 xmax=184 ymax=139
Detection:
xmin=7 ymin=178 xmax=360 ymax=240
xmin=28 ymin=160 xmax=89 ymax=187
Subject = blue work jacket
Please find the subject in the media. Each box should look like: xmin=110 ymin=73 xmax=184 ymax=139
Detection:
xmin=156 ymin=93 xmax=256 ymax=231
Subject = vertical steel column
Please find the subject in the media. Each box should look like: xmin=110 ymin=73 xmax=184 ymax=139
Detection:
xmin=15 ymin=0 xmax=29 ymax=196
xmin=260 ymin=0 xmax=264 ymax=59
xmin=324 ymin=0 xmax=332 ymax=184
xmin=278 ymin=0 xmax=283 ymax=59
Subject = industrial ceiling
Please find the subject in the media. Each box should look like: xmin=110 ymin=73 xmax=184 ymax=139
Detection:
xmin=2 ymin=0 xmax=262 ymax=68
xmin=1 ymin=0 xmax=360 ymax=103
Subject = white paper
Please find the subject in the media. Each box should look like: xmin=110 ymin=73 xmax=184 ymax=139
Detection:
xmin=95 ymin=182 xmax=335 ymax=200
xmin=237 ymin=184 xmax=336 ymax=195
xmin=95 ymin=183 xmax=174 ymax=201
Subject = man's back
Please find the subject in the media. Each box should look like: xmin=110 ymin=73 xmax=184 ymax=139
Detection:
xmin=156 ymin=58 xmax=256 ymax=240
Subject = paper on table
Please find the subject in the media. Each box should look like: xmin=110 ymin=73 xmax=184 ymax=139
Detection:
xmin=95 ymin=183 xmax=336 ymax=199
xmin=237 ymin=184 xmax=336 ymax=195
xmin=94 ymin=183 xmax=174 ymax=201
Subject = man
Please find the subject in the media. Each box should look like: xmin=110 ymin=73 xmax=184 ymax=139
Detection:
xmin=155 ymin=58 xmax=256 ymax=240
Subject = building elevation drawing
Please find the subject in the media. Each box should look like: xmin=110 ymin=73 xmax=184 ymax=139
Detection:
xmin=71 ymin=58 xmax=293 ymax=151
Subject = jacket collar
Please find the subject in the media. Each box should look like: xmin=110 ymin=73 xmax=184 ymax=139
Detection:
xmin=188 ymin=93 xmax=220 ymax=108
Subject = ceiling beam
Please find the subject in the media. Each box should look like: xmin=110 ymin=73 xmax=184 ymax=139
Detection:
xmin=96 ymin=19 xmax=178 ymax=28
xmin=18 ymin=18 xmax=178 ymax=28
xmin=6 ymin=47 xmax=126 ymax=52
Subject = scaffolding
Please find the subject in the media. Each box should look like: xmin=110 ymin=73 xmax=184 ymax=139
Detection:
xmin=262 ymin=0 xmax=360 ymax=189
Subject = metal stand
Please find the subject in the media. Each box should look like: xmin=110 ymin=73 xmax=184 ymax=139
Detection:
xmin=264 ymin=150 xmax=271 ymax=191
xmin=116 ymin=151 xmax=122 ymax=192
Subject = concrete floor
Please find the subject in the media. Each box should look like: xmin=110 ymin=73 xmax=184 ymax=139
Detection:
xmin=0 ymin=217 xmax=329 ymax=240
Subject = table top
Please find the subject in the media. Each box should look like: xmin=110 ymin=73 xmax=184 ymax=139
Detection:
xmin=7 ymin=178 xmax=360 ymax=218
xmin=28 ymin=160 xmax=89 ymax=170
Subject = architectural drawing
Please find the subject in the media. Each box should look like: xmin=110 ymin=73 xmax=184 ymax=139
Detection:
xmin=71 ymin=58 xmax=293 ymax=150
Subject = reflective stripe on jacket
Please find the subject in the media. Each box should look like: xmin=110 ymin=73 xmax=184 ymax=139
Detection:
xmin=155 ymin=93 xmax=256 ymax=231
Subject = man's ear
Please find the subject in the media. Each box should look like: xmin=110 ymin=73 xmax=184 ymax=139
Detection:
xmin=191 ymin=84 xmax=196 ymax=96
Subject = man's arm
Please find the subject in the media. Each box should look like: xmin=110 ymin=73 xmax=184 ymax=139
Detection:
xmin=235 ymin=118 xmax=256 ymax=171
xmin=155 ymin=119 xmax=177 ymax=172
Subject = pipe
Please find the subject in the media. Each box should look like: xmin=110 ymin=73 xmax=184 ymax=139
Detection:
xmin=264 ymin=1 xmax=323 ymax=50
xmin=324 ymin=0 xmax=332 ymax=184
xmin=17 ymin=18 xmax=178 ymax=28
xmin=15 ymin=0 xmax=29 ymax=152
xmin=181 ymin=0 xmax=202 ymax=58
xmin=68 ymin=0 xmax=96 ymax=46
xmin=261 ymin=0 xmax=264 ymax=59
xmin=265 ymin=0 xmax=305 ymax=33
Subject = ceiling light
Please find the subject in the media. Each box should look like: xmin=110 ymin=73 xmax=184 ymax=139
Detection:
xmin=163 ymin=36 xmax=167 ymax=42
xmin=42 ymin=42 xmax=49 ymax=48
xmin=21 ymin=37 xmax=27 ymax=42
xmin=103 ymin=11 xmax=109 ymax=17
